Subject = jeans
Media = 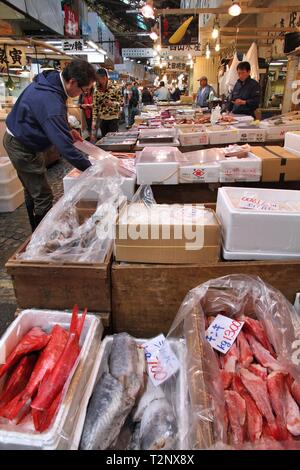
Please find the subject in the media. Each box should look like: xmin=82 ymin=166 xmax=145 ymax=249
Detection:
xmin=129 ymin=106 xmax=139 ymax=127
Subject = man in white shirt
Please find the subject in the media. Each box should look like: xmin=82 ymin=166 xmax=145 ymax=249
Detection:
xmin=154 ymin=81 xmax=170 ymax=102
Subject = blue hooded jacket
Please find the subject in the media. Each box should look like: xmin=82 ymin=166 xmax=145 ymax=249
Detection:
xmin=6 ymin=70 xmax=91 ymax=171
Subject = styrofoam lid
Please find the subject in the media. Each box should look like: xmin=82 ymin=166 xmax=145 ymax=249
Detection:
xmin=139 ymin=147 xmax=182 ymax=163
xmin=179 ymin=148 xmax=225 ymax=164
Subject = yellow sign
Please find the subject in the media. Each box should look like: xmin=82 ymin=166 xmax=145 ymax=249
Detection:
xmin=0 ymin=46 xmax=26 ymax=67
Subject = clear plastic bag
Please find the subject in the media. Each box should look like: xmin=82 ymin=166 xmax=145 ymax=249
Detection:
xmin=19 ymin=157 xmax=127 ymax=263
xmin=167 ymin=275 xmax=300 ymax=450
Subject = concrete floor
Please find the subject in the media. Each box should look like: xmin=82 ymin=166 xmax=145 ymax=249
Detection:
xmin=0 ymin=158 xmax=72 ymax=337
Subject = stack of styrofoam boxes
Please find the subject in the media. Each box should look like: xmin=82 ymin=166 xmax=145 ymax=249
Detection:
xmin=0 ymin=157 xmax=24 ymax=212
xmin=178 ymin=148 xmax=223 ymax=184
xmin=216 ymin=187 xmax=300 ymax=260
xmin=219 ymin=152 xmax=262 ymax=183
xmin=63 ymin=159 xmax=137 ymax=201
xmin=207 ymin=126 xmax=239 ymax=145
xmin=136 ymin=147 xmax=181 ymax=185
xmin=0 ymin=309 xmax=102 ymax=450
xmin=260 ymin=121 xmax=300 ymax=141
xmin=284 ymin=131 xmax=300 ymax=157
xmin=235 ymin=124 xmax=266 ymax=143
xmin=177 ymin=125 xmax=209 ymax=147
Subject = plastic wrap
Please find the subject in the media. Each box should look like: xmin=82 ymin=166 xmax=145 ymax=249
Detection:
xmin=167 ymin=275 xmax=300 ymax=450
xmin=19 ymin=157 xmax=127 ymax=263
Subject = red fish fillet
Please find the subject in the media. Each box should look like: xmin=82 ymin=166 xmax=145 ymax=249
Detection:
xmin=1 ymin=325 xmax=68 ymax=421
xmin=267 ymin=372 xmax=289 ymax=440
xmin=240 ymin=316 xmax=274 ymax=353
xmin=248 ymin=364 xmax=268 ymax=381
xmin=237 ymin=331 xmax=253 ymax=368
xmin=0 ymin=355 xmax=36 ymax=410
xmin=284 ymin=380 xmax=300 ymax=436
xmin=291 ymin=381 xmax=300 ymax=406
xmin=32 ymin=391 xmax=63 ymax=432
xmin=220 ymin=370 xmax=233 ymax=390
xmin=246 ymin=334 xmax=284 ymax=372
xmin=222 ymin=342 xmax=239 ymax=373
xmin=232 ymin=374 xmax=263 ymax=442
xmin=240 ymin=368 xmax=279 ymax=439
xmin=224 ymin=390 xmax=246 ymax=446
xmin=0 ymin=327 xmax=49 ymax=379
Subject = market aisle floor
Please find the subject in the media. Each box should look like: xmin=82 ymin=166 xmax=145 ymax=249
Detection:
xmin=0 ymin=158 xmax=72 ymax=337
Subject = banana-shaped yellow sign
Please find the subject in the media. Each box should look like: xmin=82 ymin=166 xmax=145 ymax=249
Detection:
xmin=169 ymin=16 xmax=194 ymax=45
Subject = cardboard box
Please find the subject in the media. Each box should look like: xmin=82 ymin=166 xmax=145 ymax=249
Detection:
xmin=115 ymin=203 xmax=221 ymax=264
xmin=251 ymin=146 xmax=300 ymax=182
xmin=207 ymin=126 xmax=238 ymax=145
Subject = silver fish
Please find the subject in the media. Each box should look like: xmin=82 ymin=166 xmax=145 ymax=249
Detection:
xmin=140 ymin=398 xmax=178 ymax=450
xmin=133 ymin=380 xmax=165 ymax=422
xmin=128 ymin=423 xmax=141 ymax=451
xmin=80 ymin=372 xmax=134 ymax=450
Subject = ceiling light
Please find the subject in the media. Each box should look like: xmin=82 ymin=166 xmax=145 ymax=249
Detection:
xmin=155 ymin=44 xmax=161 ymax=52
xmin=215 ymin=43 xmax=221 ymax=52
xmin=169 ymin=55 xmax=173 ymax=60
xmin=153 ymin=50 xmax=158 ymax=57
xmin=228 ymin=1 xmax=242 ymax=17
xmin=141 ymin=4 xmax=154 ymax=19
xmin=206 ymin=42 xmax=211 ymax=59
xmin=188 ymin=53 xmax=192 ymax=60
xmin=149 ymin=31 xmax=158 ymax=41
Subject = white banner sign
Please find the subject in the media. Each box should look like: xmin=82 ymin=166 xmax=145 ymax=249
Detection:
xmin=122 ymin=48 xmax=154 ymax=58
xmin=62 ymin=39 xmax=84 ymax=53
xmin=160 ymin=44 xmax=202 ymax=57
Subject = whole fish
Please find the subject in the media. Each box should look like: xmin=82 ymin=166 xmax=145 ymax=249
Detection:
xmin=0 ymin=355 xmax=37 ymax=410
xmin=139 ymin=398 xmax=177 ymax=450
xmin=80 ymin=372 xmax=134 ymax=450
xmin=133 ymin=380 xmax=165 ymax=422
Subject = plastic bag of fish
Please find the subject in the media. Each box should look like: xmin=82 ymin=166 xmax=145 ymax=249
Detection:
xmin=167 ymin=274 xmax=300 ymax=450
xmin=79 ymin=333 xmax=188 ymax=450
xmin=18 ymin=156 xmax=127 ymax=263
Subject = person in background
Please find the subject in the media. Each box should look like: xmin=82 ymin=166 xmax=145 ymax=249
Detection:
xmin=123 ymin=82 xmax=131 ymax=129
xmin=3 ymin=60 xmax=96 ymax=231
xmin=91 ymin=68 xmax=123 ymax=140
xmin=170 ymin=85 xmax=181 ymax=102
xmin=227 ymin=61 xmax=260 ymax=117
xmin=154 ymin=81 xmax=170 ymax=102
xmin=142 ymin=86 xmax=153 ymax=105
xmin=128 ymin=81 xmax=140 ymax=127
xmin=79 ymin=86 xmax=93 ymax=138
xmin=196 ymin=76 xmax=216 ymax=108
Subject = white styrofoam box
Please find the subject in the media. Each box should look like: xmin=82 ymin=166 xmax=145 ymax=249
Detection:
xmin=232 ymin=114 xmax=254 ymax=124
xmin=0 ymin=187 xmax=24 ymax=212
xmin=136 ymin=139 xmax=180 ymax=148
xmin=207 ymin=126 xmax=238 ymax=145
xmin=217 ymin=187 xmax=300 ymax=255
xmin=222 ymin=245 xmax=300 ymax=261
xmin=0 ymin=157 xmax=16 ymax=182
xmin=136 ymin=147 xmax=181 ymax=185
xmin=178 ymin=150 xmax=223 ymax=184
xmin=236 ymin=125 xmax=266 ymax=143
xmin=0 ymin=174 xmax=22 ymax=198
xmin=219 ymin=152 xmax=262 ymax=183
xmin=260 ymin=122 xmax=300 ymax=141
xmin=139 ymin=127 xmax=176 ymax=141
xmin=178 ymin=128 xmax=209 ymax=146
xmin=63 ymin=170 xmax=136 ymax=201
xmin=71 ymin=336 xmax=189 ymax=450
xmin=0 ymin=309 xmax=103 ymax=450
xmin=284 ymin=131 xmax=300 ymax=157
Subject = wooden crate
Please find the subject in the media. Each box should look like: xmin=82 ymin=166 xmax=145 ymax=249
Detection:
xmin=111 ymin=259 xmax=300 ymax=337
xmin=6 ymin=238 xmax=112 ymax=313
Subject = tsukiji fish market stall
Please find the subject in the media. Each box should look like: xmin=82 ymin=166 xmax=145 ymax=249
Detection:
xmin=1 ymin=0 xmax=300 ymax=455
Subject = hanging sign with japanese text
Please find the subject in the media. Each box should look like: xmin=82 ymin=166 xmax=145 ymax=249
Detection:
xmin=64 ymin=5 xmax=79 ymax=38
xmin=160 ymin=15 xmax=199 ymax=47
xmin=62 ymin=39 xmax=84 ymax=53
xmin=160 ymin=44 xmax=202 ymax=57
xmin=0 ymin=46 xmax=26 ymax=67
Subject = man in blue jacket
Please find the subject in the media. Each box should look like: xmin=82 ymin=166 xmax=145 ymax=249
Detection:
xmin=3 ymin=60 xmax=96 ymax=231
xmin=196 ymin=76 xmax=215 ymax=108
xmin=228 ymin=61 xmax=260 ymax=117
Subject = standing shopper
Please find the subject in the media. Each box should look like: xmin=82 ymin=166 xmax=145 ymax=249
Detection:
xmin=196 ymin=76 xmax=216 ymax=108
xmin=3 ymin=60 xmax=96 ymax=231
xmin=79 ymin=87 xmax=94 ymax=138
xmin=128 ymin=82 xmax=140 ymax=127
xmin=123 ymin=82 xmax=131 ymax=129
xmin=142 ymin=87 xmax=153 ymax=105
xmin=91 ymin=68 xmax=123 ymax=139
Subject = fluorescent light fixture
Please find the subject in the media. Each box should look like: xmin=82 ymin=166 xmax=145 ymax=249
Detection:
xmin=87 ymin=40 xmax=106 ymax=55
xmin=149 ymin=31 xmax=158 ymax=41
xmin=228 ymin=1 xmax=242 ymax=16
xmin=212 ymin=27 xmax=219 ymax=39
xmin=269 ymin=62 xmax=284 ymax=66
xmin=153 ymin=50 xmax=158 ymax=57
xmin=169 ymin=55 xmax=173 ymax=60
xmin=188 ymin=53 xmax=192 ymax=60
xmin=141 ymin=4 xmax=155 ymax=19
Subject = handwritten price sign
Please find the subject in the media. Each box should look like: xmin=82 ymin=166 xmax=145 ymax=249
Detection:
xmin=142 ymin=334 xmax=180 ymax=387
xmin=206 ymin=315 xmax=244 ymax=354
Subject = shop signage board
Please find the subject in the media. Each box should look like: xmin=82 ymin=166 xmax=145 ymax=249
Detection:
xmin=64 ymin=5 xmax=79 ymax=38
xmin=0 ymin=45 xmax=26 ymax=66
xmin=122 ymin=48 xmax=154 ymax=58
xmin=108 ymin=71 xmax=120 ymax=81
xmin=166 ymin=61 xmax=189 ymax=72
xmin=62 ymin=39 xmax=84 ymax=53
xmin=160 ymin=44 xmax=202 ymax=57
xmin=160 ymin=15 xmax=199 ymax=47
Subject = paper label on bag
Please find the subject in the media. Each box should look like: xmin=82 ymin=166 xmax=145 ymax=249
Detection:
xmin=206 ymin=315 xmax=244 ymax=354
xmin=142 ymin=334 xmax=180 ymax=386
xmin=239 ymin=194 xmax=280 ymax=211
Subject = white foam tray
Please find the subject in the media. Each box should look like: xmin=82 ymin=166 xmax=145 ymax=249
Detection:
xmin=71 ymin=336 xmax=189 ymax=450
xmin=217 ymin=187 xmax=300 ymax=254
xmin=0 ymin=188 xmax=24 ymax=213
xmin=0 ymin=174 xmax=22 ymax=198
xmin=0 ymin=157 xmax=17 ymax=182
xmin=0 ymin=309 xmax=102 ymax=450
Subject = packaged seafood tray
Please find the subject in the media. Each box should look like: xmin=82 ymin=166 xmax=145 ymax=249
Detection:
xmin=178 ymin=128 xmax=209 ymax=147
xmin=71 ymin=335 xmax=189 ymax=450
xmin=284 ymin=131 xmax=300 ymax=158
xmin=139 ymin=128 xmax=176 ymax=144
xmin=216 ymin=187 xmax=300 ymax=256
xmin=219 ymin=152 xmax=262 ymax=183
xmin=0 ymin=309 xmax=103 ymax=450
xmin=207 ymin=126 xmax=238 ymax=145
xmin=0 ymin=157 xmax=17 ymax=181
xmin=0 ymin=174 xmax=22 ymax=198
xmin=0 ymin=188 xmax=24 ymax=213
xmin=170 ymin=275 xmax=300 ymax=449
xmin=136 ymin=147 xmax=181 ymax=185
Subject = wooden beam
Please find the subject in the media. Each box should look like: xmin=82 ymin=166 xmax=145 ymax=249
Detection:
xmin=202 ymin=27 xmax=300 ymax=33
xmin=156 ymin=6 xmax=300 ymax=15
xmin=201 ymin=35 xmax=282 ymax=39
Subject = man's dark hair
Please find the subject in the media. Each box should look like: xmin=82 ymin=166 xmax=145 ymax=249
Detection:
xmin=237 ymin=61 xmax=251 ymax=72
xmin=160 ymin=81 xmax=165 ymax=87
xmin=62 ymin=60 xmax=96 ymax=87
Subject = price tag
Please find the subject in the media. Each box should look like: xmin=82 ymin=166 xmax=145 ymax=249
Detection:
xmin=206 ymin=315 xmax=244 ymax=354
xmin=142 ymin=334 xmax=180 ymax=386
xmin=239 ymin=194 xmax=280 ymax=211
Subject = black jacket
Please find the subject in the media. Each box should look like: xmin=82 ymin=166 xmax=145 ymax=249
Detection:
xmin=228 ymin=77 xmax=260 ymax=117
